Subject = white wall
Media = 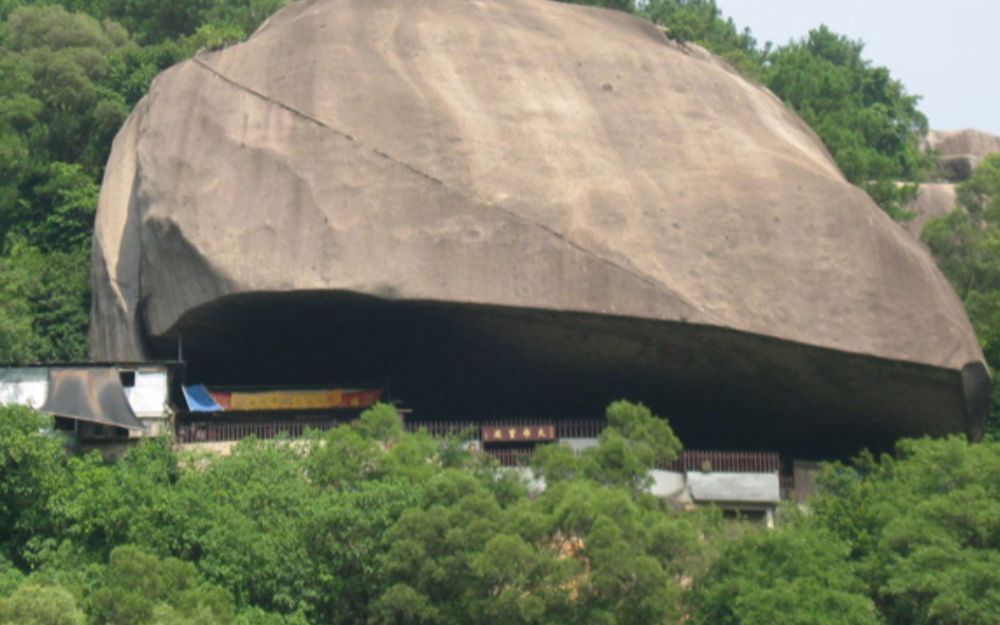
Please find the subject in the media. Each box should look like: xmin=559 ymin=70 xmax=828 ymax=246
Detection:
xmin=122 ymin=369 xmax=169 ymax=417
xmin=0 ymin=368 xmax=48 ymax=409
xmin=648 ymin=469 xmax=689 ymax=501
xmin=561 ymin=437 xmax=599 ymax=453
xmin=0 ymin=366 xmax=171 ymax=438
xmin=686 ymin=472 xmax=781 ymax=504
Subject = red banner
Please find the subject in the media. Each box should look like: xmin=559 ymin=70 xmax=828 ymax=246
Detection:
xmin=482 ymin=424 xmax=555 ymax=443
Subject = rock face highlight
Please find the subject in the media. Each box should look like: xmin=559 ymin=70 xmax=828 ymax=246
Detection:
xmin=90 ymin=0 xmax=987 ymax=454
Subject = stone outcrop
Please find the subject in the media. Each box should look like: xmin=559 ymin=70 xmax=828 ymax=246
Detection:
xmin=927 ymin=129 xmax=1000 ymax=182
xmin=89 ymin=0 xmax=988 ymax=453
xmin=904 ymin=129 xmax=1000 ymax=241
xmin=904 ymin=183 xmax=958 ymax=240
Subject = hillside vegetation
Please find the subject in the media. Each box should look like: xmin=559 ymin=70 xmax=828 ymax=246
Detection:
xmin=2 ymin=402 xmax=1000 ymax=625
xmin=923 ymin=153 xmax=1000 ymax=430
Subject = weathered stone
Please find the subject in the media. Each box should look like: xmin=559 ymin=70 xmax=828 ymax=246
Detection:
xmin=927 ymin=129 xmax=1000 ymax=182
xmin=928 ymin=129 xmax=1000 ymax=159
xmin=937 ymin=155 xmax=978 ymax=183
xmin=904 ymin=183 xmax=957 ymax=240
xmin=89 ymin=0 xmax=988 ymax=454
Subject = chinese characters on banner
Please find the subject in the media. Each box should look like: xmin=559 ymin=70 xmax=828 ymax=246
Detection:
xmin=481 ymin=424 xmax=555 ymax=442
xmin=207 ymin=388 xmax=383 ymax=411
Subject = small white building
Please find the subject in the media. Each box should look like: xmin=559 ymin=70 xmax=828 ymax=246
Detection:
xmin=0 ymin=363 xmax=176 ymax=442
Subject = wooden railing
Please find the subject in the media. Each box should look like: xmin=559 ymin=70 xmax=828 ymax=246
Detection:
xmin=779 ymin=472 xmax=796 ymax=498
xmin=661 ymin=450 xmax=780 ymax=473
xmin=483 ymin=447 xmax=780 ymax=473
xmin=176 ymin=418 xmax=346 ymax=443
xmin=175 ymin=419 xmax=780 ymax=474
xmin=177 ymin=418 xmax=607 ymax=444
xmin=175 ymin=416 xmax=793 ymax=496
xmin=488 ymin=447 xmax=535 ymax=467
xmin=402 ymin=418 xmax=606 ymax=439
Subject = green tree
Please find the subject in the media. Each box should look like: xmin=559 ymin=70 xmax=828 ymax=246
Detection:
xmin=0 ymin=242 xmax=90 ymax=363
xmin=89 ymin=546 xmax=236 ymax=625
xmin=0 ymin=406 xmax=69 ymax=565
xmin=533 ymin=400 xmax=681 ymax=491
xmin=92 ymin=0 xmax=289 ymax=44
xmin=694 ymin=524 xmax=879 ymax=625
xmin=376 ymin=456 xmax=701 ymax=625
xmin=0 ymin=584 xmax=85 ymax=625
xmin=0 ymin=6 xmax=130 ymax=176
xmin=356 ymin=402 xmax=402 ymax=446
xmin=58 ymin=438 xmax=180 ymax=556
xmin=923 ymin=154 xmax=1000 ymax=435
xmin=558 ymin=0 xmax=635 ymax=13
xmin=641 ymin=0 xmax=765 ymax=78
xmin=811 ymin=437 xmax=1000 ymax=625
xmin=0 ymin=5 xmax=132 ymax=363
xmin=764 ymin=26 xmax=932 ymax=218
xmin=0 ymin=557 xmax=22 ymax=597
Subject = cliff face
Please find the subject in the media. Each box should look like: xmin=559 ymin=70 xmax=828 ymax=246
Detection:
xmin=90 ymin=0 xmax=987 ymax=452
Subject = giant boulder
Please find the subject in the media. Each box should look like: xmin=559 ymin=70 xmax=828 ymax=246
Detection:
xmin=90 ymin=0 xmax=988 ymax=455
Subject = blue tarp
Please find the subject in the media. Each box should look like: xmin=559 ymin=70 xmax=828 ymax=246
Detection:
xmin=183 ymin=384 xmax=222 ymax=412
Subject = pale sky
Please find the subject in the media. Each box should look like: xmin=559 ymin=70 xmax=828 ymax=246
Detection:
xmin=714 ymin=0 xmax=1000 ymax=135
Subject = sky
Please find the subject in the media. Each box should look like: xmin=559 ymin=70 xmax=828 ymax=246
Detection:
xmin=713 ymin=0 xmax=1000 ymax=135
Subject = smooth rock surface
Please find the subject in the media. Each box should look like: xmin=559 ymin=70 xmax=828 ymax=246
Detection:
xmin=927 ymin=129 xmax=1000 ymax=182
xmin=928 ymin=129 xmax=1000 ymax=159
xmin=904 ymin=183 xmax=957 ymax=240
xmin=90 ymin=0 xmax=988 ymax=449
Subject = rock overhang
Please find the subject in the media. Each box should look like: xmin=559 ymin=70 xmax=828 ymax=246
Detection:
xmin=150 ymin=291 xmax=985 ymax=457
xmin=89 ymin=0 xmax=989 ymax=454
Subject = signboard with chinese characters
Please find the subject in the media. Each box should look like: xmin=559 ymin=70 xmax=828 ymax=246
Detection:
xmin=184 ymin=386 xmax=383 ymax=412
xmin=482 ymin=424 xmax=556 ymax=443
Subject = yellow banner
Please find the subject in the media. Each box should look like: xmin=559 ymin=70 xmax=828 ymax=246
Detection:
xmin=229 ymin=389 xmax=344 ymax=411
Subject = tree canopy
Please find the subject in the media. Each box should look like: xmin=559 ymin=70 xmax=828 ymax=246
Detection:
xmin=2 ymin=404 xmax=999 ymax=625
xmin=761 ymin=26 xmax=932 ymax=219
xmin=0 ymin=1 xmax=287 ymax=364
xmin=0 ymin=401 xmax=706 ymax=625
xmin=923 ymin=153 xmax=1000 ymax=435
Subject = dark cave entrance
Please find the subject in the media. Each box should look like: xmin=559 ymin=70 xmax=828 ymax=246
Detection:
xmin=149 ymin=291 xmax=974 ymax=458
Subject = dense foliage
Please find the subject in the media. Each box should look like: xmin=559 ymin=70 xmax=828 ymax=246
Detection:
xmin=923 ymin=153 xmax=1000 ymax=436
xmin=0 ymin=0 xmax=285 ymax=364
xmin=760 ymin=26 xmax=931 ymax=219
xmin=2 ymin=403 xmax=999 ymax=625
xmin=0 ymin=401 xmax=706 ymax=625
xmin=0 ymin=6 xmax=186 ymax=362
xmin=695 ymin=436 xmax=1000 ymax=625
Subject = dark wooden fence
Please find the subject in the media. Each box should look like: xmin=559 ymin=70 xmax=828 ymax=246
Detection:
xmin=661 ymin=450 xmax=780 ymax=473
xmin=401 ymin=419 xmax=606 ymax=439
xmin=176 ymin=418 xmax=345 ymax=443
xmin=174 ymin=417 xmax=781 ymax=475
xmin=486 ymin=446 xmax=780 ymax=473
